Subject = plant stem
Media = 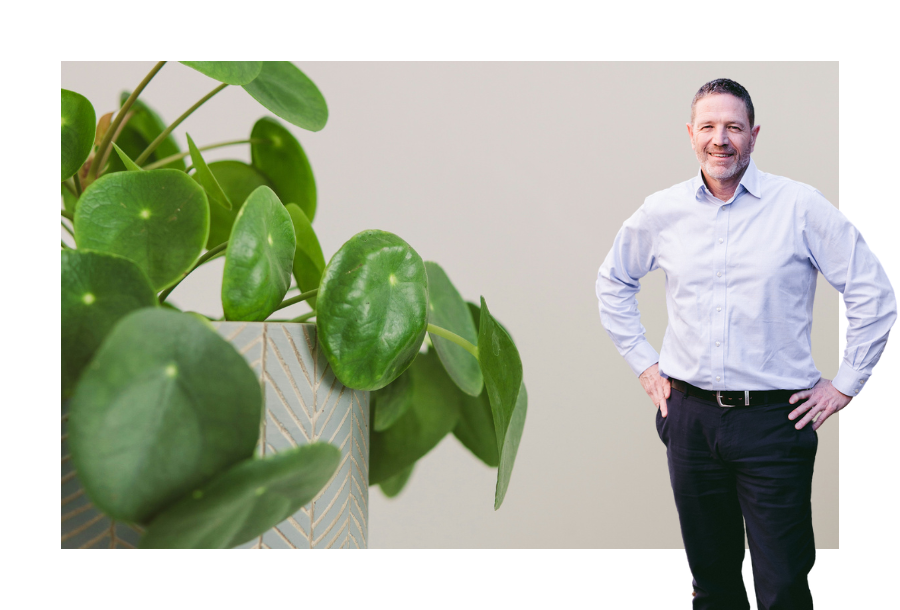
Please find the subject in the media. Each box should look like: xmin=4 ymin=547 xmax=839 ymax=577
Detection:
xmin=288 ymin=311 xmax=316 ymax=323
xmin=270 ymin=290 xmax=318 ymax=314
xmin=88 ymin=61 xmax=166 ymax=182
xmin=61 ymin=240 xmax=71 ymax=250
xmin=134 ymin=83 xmax=228 ymax=166
xmin=62 ymin=179 xmax=77 ymax=196
xmin=61 ymin=209 xmax=74 ymax=221
xmin=142 ymin=138 xmax=267 ymax=170
xmin=73 ymin=172 xmax=83 ymax=196
xmin=158 ymin=241 xmax=228 ymax=303
xmin=61 ymin=220 xmax=74 ymax=237
xmin=95 ymin=110 xmax=135 ymax=178
xmin=426 ymin=323 xmax=479 ymax=359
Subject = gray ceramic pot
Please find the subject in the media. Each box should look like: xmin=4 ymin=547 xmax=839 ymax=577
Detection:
xmin=61 ymin=322 xmax=369 ymax=549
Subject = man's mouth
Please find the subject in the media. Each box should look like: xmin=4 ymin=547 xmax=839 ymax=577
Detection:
xmin=709 ymin=152 xmax=734 ymax=158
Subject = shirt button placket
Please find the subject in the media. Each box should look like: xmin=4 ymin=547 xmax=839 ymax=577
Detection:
xmin=713 ymin=205 xmax=729 ymax=388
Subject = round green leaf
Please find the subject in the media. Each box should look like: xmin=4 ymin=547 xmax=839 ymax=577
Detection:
xmin=68 ymin=309 xmax=262 ymax=523
xmin=494 ymin=382 xmax=527 ymax=509
xmin=222 ymin=186 xmax=296 ymax=321
xmin=251 ymin=117 xmax=317 ymax=221
xmin=369 ymin=350 xmax=461 ymax=484
xmin=181 ymin=61 xmax=263 ymax=86
xmin=61 ymin=250 xmax=157 ymax=399
xmin=61 ymin=89 xmax=96 ymax=181
xmin=425 ymin=262 xmax=483 ymax=396
xmin=285 ymin=203 xmax=325 ymax=309
xmin=453 ymin=389 xmax=499 ymax=467
xmin=371 ymin=367 xmax=413 ymax=431
xmin=379 ymin=463 xmax=414 ymax=498
xmin=317 ymin=230 xmax=428 ymax=391
xmin=186 ymin=133 xmax=231 ymax=210
xmin=74 ymin=169 xmax=210 ymax=291
xmin=140 ymin=443 xmax=340 ymax=548
xmin=199 ymin=160 xmax=273 ymax=249
xmin=477 ymin=296 xmax=523 ymax=461
xmin=242 ymin=62 xmax=328 ymax=132
xmin=106 ymin=95 xmax=185 ymax=173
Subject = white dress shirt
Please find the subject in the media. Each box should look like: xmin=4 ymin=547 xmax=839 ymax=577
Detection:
xmin=596 ymin=159 xmax=896 ymax=396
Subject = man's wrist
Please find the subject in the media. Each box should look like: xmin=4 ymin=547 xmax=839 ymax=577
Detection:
xmin=830 ymin=381 xmax=852 ymax=401
xmin=639 ymin=362 xmax=659 ymax=379
xmin=831 ymin=362 xmax=869 ymax=398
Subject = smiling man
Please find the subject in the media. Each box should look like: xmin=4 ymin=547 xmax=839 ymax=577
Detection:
xmin=595 ymin=78 xmax=896 ymax=609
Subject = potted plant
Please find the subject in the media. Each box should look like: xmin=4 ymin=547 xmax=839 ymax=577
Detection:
xmin=61 ymin=61 xmax=528 ymax=549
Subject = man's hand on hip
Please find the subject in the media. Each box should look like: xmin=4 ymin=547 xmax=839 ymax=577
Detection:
xmin=640 ymin=363 xmax=672 ymax=417
xmin=788 ymin=378 xmax=852 ymax=431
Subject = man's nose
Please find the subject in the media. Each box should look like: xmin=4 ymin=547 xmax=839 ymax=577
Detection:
xmin=712 ymin=126 xmax=730 ymax=147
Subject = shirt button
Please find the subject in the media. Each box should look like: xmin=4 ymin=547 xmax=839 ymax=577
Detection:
xmin=716 ymin=376 xmax=721 ymax=381
xmin=855 ymin=389 xmax=859 ymax=393
xmin=716 ymin=341 xmax=721 ymax=347
xmin=716 ymin=307 xmax=721 ymax=312
xmin=716 ymin=271 xmax=722 ymax=277
xmin=859 ymin=380 xmax=865 ymax=384
xmin=718 ymin=238 xmax=724 ymax=243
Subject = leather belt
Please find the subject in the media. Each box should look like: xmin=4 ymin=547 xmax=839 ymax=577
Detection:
xmin=669 ymin=378 xmax=804 ymax=407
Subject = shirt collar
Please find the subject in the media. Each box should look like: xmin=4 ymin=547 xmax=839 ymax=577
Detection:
xmin=692 ymin=157 xmax=762 ymax=200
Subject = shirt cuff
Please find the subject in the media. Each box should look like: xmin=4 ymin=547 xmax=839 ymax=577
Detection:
xmin=832 ymin=361 xmax=870 ymax=398
xmin=624 ymin=341 xmax=661 ymax=378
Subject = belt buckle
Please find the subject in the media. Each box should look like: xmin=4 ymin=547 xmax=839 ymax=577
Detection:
xmin=716 ymin=390 xmax=750 ymax=407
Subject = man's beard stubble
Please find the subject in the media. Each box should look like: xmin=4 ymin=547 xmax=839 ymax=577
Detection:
xmin=697 ymin=146 xmax=751 ymax=181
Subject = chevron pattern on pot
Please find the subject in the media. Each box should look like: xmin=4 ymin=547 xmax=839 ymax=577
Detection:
xmin=217 ymin=322 xmax=369 ymax=550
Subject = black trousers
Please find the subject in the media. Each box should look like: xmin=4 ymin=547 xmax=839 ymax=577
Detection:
xmin=656 ymin=385 xmax=818 ymax=610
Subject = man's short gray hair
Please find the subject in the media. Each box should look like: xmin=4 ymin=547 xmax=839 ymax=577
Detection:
xmin=690 ymin=78 xmax=755 ymax=127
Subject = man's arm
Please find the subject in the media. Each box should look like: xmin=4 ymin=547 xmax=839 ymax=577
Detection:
xmin=788 ymin=190 xmax=897 ymax=430
xmin=596 ymin=206 xmax=670 ymax=414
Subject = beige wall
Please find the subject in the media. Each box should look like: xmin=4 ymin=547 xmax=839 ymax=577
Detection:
xmin=62 ymin=61 xmax=839 ymax=548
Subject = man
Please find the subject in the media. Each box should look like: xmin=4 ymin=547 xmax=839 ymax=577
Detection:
xmin=595 ymin=78 xmax=896 ymax=609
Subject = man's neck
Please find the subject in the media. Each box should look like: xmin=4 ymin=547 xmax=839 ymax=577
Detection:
xmin=701 ymin=166 xmax=748 ymax=202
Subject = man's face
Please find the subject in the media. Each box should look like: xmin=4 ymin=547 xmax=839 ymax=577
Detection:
xmin=687 ymin=93 xmax=760 ymax=181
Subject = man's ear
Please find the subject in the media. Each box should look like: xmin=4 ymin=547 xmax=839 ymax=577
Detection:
xmin=750 ymin=124 xmax=760 ymax=153
xmin=686 ymin=122 xmax=694 ymax=140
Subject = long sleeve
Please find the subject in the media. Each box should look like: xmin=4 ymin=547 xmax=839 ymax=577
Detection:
xmin=801 ymin=190 xmax=897 ymax=397
xmin=596 ymin=205 xmax=661 ymax=377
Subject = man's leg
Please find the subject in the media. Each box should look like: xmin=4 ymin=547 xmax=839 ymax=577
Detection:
xmin=657 ymin=388 xmax=750 ymax=610
xmin=726 ymin=401 xmax=817 ymax=610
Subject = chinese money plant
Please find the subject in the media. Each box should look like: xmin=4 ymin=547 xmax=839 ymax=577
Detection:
xmin=61 ymin=61 xmax=527 ymax=548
